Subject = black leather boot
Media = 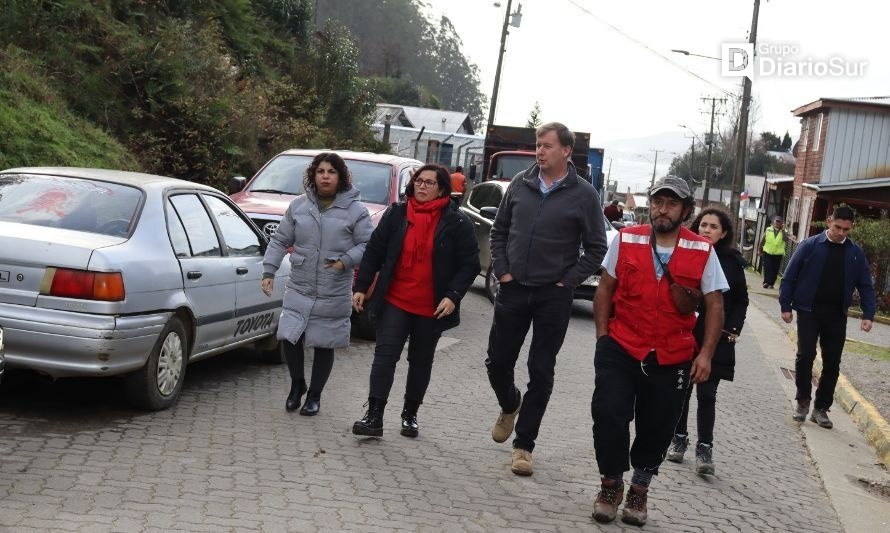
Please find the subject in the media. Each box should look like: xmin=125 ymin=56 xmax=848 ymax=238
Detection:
xmin=286 ymin=379 xmax=307 ymax=412
xmin=400 ymin=399 xmax=421 ymax=438
xmin=300 ymin=390 xmax=320 ymax=416
xmin=352 ymin=397 xmax=387 ymax=437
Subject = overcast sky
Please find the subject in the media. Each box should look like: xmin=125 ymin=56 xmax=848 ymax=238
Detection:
xmin=423 ymin=0 xmax=890 ymax=191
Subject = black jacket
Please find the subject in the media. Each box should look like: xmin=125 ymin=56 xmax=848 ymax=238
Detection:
xmin=694 ymin=247 xmax=750 ymax=381
xmin=490 ymin=164 xmax=608 ymax=288
xmin=354 ymin=199 xmax=480 ymax=331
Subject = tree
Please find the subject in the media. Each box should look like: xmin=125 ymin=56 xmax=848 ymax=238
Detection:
xmin=314 ymin=1 xmax=487 ymax=129
xmin=782 ymin=131 xmax=793 ymax=151
xmin=526 ymin=102 xmax=542 ymax=128
xmin=760 ymin=131 xmax=783 ymax=151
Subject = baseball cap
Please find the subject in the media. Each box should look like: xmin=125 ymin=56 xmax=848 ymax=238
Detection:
xmin=649 ymin=175 xmax=692 ymax=200
xmin=773 ymin=215 xmax=784 ymax=221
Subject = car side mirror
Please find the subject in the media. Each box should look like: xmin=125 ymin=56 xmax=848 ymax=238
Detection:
xmin=480 ymin=206 xmax=498 ymax=220
xmin=228 ymin=176 xmax=247 ymax=194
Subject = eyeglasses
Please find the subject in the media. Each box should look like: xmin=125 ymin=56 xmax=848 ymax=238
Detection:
xmin=413 ymin=178 xmax=439 ymax=188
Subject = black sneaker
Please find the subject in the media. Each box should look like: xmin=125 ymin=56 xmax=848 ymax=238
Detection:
xmin=666 ymin=434 xmax=689 ymax=463
xmin=811 ymin=408 xmax=833 ymax=429
xmin=695 ymin=443 xmax=714 ymax=475
xmin=793 ymin=401 xmax=810 ymax=422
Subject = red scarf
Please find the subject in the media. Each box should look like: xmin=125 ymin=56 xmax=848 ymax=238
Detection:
xmin=403 ymin=195 xmax=450 ymax=267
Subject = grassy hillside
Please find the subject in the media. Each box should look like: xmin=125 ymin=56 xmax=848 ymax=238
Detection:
xmin=0 ymin=46 xmax=136 ymax=171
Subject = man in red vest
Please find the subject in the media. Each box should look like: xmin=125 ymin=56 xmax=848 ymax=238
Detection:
xmin=590 ymin=175 xmax=727 ymax=527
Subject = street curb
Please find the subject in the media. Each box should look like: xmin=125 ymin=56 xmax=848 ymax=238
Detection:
xmin=832 ymin=372 xmax=890 ymax=468
xmin=785 ymin=319 xmax=890 ymax=468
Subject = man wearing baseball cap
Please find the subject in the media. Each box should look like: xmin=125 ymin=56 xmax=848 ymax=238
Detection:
xmin=590 ymin=175 xmax=728 ymax=526
xmin=759 ymin=215 xmax=789 ymax=289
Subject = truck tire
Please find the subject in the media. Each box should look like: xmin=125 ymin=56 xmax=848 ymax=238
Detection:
xmin=126 ymin=316 xmax=188 ymax=411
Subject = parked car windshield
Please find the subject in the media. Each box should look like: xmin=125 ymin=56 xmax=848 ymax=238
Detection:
xmin=247 ymin=154 xmax=392 ymax=204
xmin=0 ymin=173 xmax=142 ymax=236
xmin=491 ymin=154 xmax=535 ymax=180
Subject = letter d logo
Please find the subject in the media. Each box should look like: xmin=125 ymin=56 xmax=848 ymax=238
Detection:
xmin=722 ymin=43 xmax=754 ymax=80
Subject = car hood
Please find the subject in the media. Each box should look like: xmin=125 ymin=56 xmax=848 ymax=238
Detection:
xmin=230 ymin=192 xmax=294 ymax=216
xmin=233 ymin=191 xmax=389 ymax=223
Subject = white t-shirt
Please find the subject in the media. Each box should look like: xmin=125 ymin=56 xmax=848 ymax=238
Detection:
xmin=602 ymin=233 xmax=729 ymax=294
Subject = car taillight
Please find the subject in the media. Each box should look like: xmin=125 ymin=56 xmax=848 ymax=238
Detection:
xmin=40 ymin=268 xmax=125 ymax=301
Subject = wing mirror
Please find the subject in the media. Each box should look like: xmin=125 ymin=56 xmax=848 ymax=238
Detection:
xmin=228 ymin=176 xmax=247 ymax=194
xmin=480 ymin=206 xmax=498 ymax=220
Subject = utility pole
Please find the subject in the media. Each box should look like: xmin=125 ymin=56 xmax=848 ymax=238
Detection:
xmin=604 ymin=158 xmax=613 ymax=203
xmin=730 ymin=0 xmax=761 ymax=223
xmin=701 ymin=96 xmax=725 ymax=208
xmin=487 ymin=1 xmax=522 ymax=127
xmin=649 ymin=149 xmax=666 ymax=188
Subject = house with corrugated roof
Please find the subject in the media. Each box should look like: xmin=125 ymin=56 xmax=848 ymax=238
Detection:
xmin=785 ymin=96 xmax=890 ymax=241
xmin=372 ymin=104 xmax=483 ymax=169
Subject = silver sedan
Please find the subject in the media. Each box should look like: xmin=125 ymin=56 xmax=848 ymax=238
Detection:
xmin=0 ymin=168 xmax=287 ymax=410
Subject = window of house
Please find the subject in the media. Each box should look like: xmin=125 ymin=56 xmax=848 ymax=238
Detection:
xmin=800 ymin=118 xmax=809 ymax=151
xmin=787 ymin=196 xmax=799 ymax=234
xmin=812 ymin=113 xmax=823 ymax=151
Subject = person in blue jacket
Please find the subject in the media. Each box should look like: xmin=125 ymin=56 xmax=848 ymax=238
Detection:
xmin=779 ymin=205 xmax=876 ymax=429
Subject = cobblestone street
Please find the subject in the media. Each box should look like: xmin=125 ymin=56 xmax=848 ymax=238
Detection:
xmin=1 ymin=280 xmax=887 ymax=531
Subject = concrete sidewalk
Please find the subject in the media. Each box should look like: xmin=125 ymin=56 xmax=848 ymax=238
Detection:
xmin=745 ymin=268 xmax=890 ymax=467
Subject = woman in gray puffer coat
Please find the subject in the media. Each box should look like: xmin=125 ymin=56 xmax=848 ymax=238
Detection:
xmin=261 ymin=153 xmax=373 ymax=416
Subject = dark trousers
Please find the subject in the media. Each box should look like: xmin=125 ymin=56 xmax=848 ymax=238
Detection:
xmin=591 ymin=336 xmax=691 ymax=476
xmin=485 ymin=281 xmax=574 ymax=452
xmin=283 ymin=334 xmax=334 ymax=398
xmin=675 ymin=378 xmax=720 ymax=445
xmin=368 ymin=301 xmax=442 ymax=404
xmin=795 ymin=309 xmax=847 ymax=410
xmin=762 ymin=253 xmax=783 ymax=286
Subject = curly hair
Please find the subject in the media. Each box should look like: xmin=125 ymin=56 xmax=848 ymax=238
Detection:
xmin=303 ymin=152 xmax=352 ymax=194
xmin=404 ymin=164 xmax=452 ymax=198
xmin=690 ymin=206 xmax=735 ymax=251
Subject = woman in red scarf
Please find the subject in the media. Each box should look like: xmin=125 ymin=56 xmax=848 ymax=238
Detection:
xmin=351 ymin=164 xmax=480 ymax=438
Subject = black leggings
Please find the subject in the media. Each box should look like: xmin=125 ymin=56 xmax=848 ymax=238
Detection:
xmin=368 ymin=301 xmax=442 ymax=404
xmin=283 ymin=334 xmax=334 ymax=398
xmin=675 ymin=378 xmax=720 ymax=445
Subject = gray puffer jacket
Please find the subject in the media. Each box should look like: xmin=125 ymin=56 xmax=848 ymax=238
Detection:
xmin=262 ymin=187 xmax=373 ymax=348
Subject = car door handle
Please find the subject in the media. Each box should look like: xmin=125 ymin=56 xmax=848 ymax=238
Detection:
xmin=236 ymin=267 xmax=249 ymax=275
xmin=187 ymin=271 xmax=203 ymax=280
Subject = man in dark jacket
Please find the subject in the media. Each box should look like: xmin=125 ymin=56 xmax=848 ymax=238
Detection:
xmin=485 ymin=122 xmax=608 ymax=477
xmin=779 ymin=205 xmax=875 ymax=429
xmin=604 ymin=199 xmax=623 ymax=223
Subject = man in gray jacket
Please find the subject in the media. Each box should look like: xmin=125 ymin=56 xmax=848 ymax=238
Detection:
xmin=485 ymin=122 xmax=608 ymax=476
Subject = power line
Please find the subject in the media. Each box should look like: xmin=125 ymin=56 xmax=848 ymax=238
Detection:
xmin=562 ymin=0 xmax=738 ymax=100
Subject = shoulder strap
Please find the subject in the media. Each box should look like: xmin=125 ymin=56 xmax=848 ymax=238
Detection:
xmin=650 ymin=230 xmax=677 ymax=285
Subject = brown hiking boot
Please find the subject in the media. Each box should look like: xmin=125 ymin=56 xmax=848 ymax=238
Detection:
xmin=492 ymin=392 xmax=522 ymax=443
xmin=621 ymin=484 xmax=648 ymax=526
xmin=592 ymin=477 xmax=624 ymax=523
xmin=510 ymin=448 xmax=533 ymax=476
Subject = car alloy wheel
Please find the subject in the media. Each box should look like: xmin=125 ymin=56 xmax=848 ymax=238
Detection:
xmin=127 ymin=316 xmax=189 ymax=411
xmin=156 ymin=330 xmax=184 ymax=397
